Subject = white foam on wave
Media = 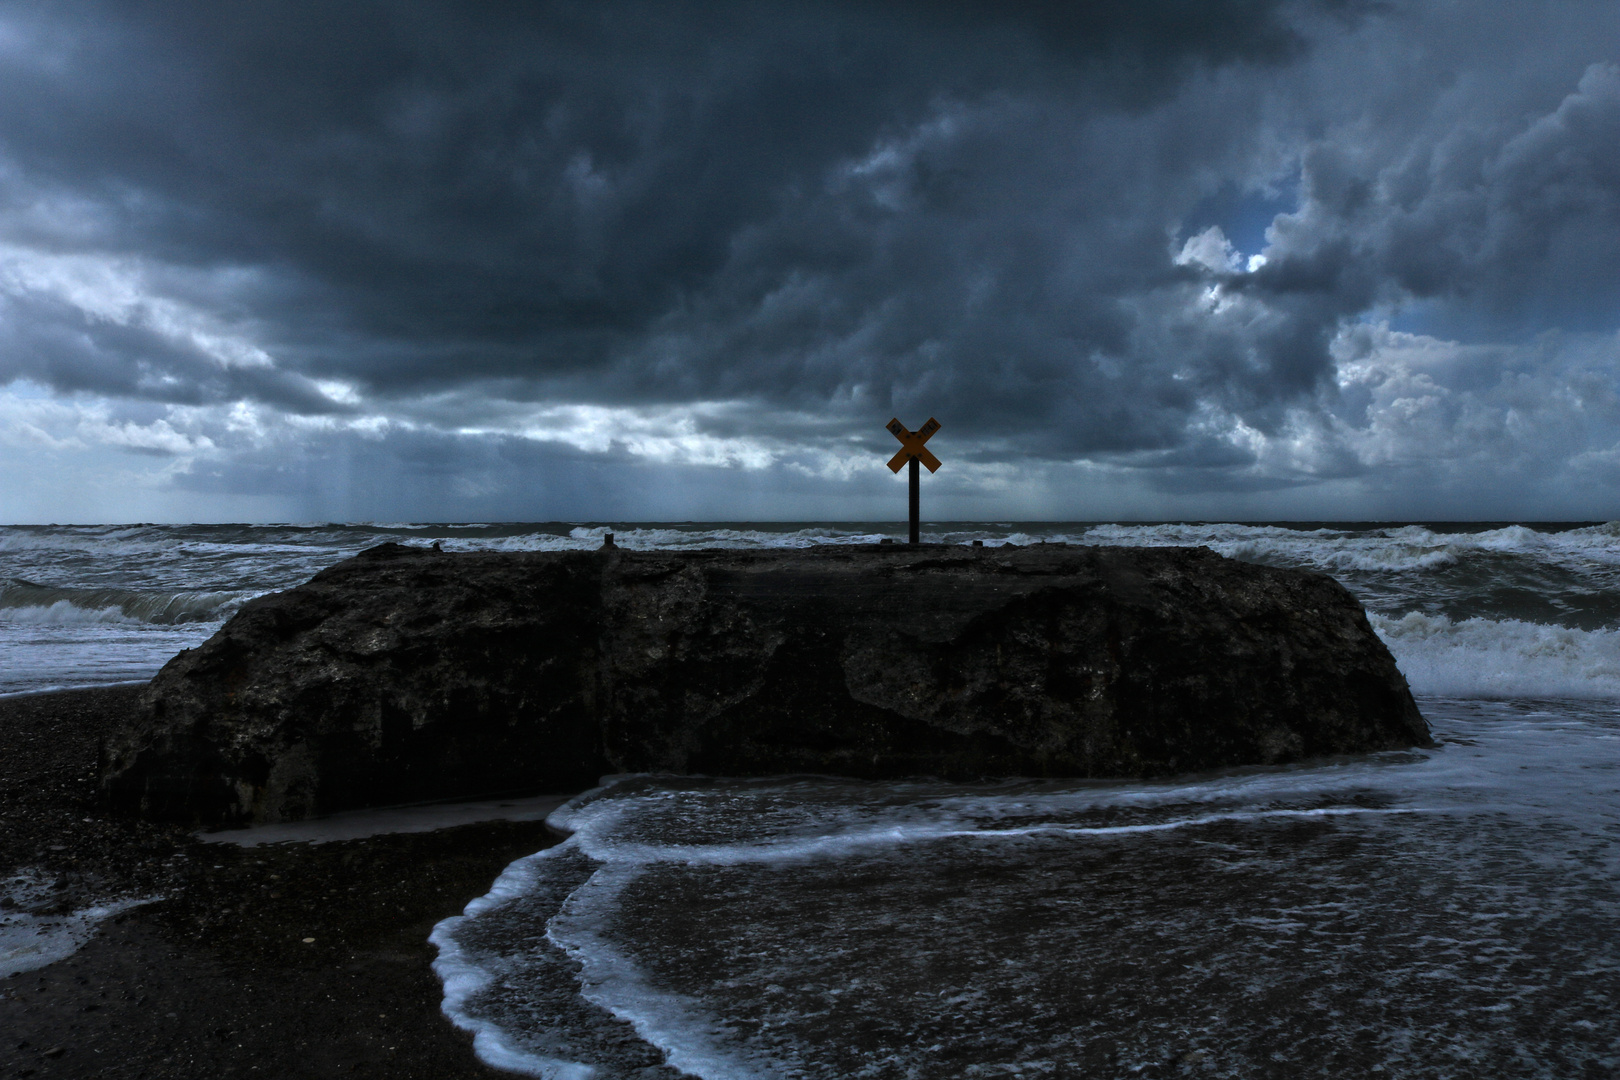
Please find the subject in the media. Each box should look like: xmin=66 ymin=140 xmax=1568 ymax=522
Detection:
xmin=0 ymin=619 xmax=220 ymax=695
xmin=1076 ymin=521 xmax=1468 ymax=575
xmin=0 ymin=526 xmax=161 ymax=555
xmin=563 ymin=804 xmax=1416 ymax=868
xmin=0 ymin=578 xmax=250 ymax=625
xmin=433 ymin=845 xmax=599 ymax=1079
xmin=1374 ymin=611 xmax=1620 ymax=699
xmin=0 ymin=600 xmax=138 ymax=626
xmin=547 ymin=861 xmax=779 ymax=1080
xmin=541 ymin=715 xmax=1603 ymax=868
xmin=436 ymin=703 xmax=1620 ymax=1079
xmin=1080 ymin=520 xmax=1620 ymax=577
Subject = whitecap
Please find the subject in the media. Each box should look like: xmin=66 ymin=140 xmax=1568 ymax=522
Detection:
xmin=1373 ymin=611 xmax=1620 ymax=698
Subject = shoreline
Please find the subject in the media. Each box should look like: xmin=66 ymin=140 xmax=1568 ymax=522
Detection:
xmin=0 ymin=685 xmax=573 ymax=1079
xmin=0 ymin=681 xmax=151 ymax=701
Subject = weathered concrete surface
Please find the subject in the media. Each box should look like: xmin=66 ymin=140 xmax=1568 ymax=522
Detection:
xmin=101 ymin=543 xmax=1430 ymax=825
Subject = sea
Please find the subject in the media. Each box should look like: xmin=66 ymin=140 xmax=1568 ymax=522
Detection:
xmin=5 ymin=521 xmax=1620 ymax=1077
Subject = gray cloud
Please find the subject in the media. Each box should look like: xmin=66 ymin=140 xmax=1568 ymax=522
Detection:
xmin=0 ymin=4 xmax=1322 ymax=337
xmin=0 ymin=288 xmax=348 ymax=413
xmin=0 ymin=0 xmax=1617 ymax=521
xmin=1255 ymin=59 xmax=1620 ymax=337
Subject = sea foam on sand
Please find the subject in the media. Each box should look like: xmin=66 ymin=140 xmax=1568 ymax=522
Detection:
xmin=432 ymin=701 xmax=1620 ymax=1079
xmin=0 ymin=870 xmax=152 ymax=979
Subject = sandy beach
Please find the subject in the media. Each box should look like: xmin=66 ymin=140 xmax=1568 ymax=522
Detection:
xmin=0 ymin=686 xmax=568 ymax=1079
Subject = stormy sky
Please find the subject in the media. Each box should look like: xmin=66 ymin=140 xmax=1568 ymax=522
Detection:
xmin=1 ymin=1 xmax=1616 ymax=523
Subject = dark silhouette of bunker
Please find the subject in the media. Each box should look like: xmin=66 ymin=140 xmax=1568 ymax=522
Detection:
xmin=102 ymin=542 xmax=1430 ymax=826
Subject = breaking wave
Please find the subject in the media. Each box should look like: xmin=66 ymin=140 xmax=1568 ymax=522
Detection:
xmin=1373 ymin=611 xmax=1620 ymax=699
xmin=0 ymin=578 xmax=245 ymax=625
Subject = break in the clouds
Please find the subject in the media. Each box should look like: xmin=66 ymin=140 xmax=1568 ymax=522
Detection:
xmin=0 ymin=0 xmax=1617 ymax=523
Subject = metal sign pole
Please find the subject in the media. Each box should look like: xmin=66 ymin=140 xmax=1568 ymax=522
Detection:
xmin=885 ymin=416 xmax=941 ymax=546
xmin=909 ymin=456 xmax=920 ymax=545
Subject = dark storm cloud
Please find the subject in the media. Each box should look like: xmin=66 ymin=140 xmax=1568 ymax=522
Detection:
xmin=1258 ymin=60 xmax=1620 ymax=338
xmin=2 ymin=0 xmax=1618 ymax=518
xmin=0 ymin=3 xmax=1338 ymax=416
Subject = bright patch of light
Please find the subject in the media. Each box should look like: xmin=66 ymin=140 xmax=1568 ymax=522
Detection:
xmin=0 ymin=243 xmax=276 ymax=370
xmin=491 ymin=402 xmax=779 ymax=469
xmin=315 ymin=380 xmax=362 ymax=406
xmin=81 ymin=418 xmax=213 ymax=455
xmin=1175 ymin=226 xmax=1241 ymax=274
xmin=0 ymin=385 xmax=213 ymax=457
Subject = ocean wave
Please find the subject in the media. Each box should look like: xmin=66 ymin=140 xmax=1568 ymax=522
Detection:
xmin=1373 ymin=611 xmax=1620 ymax=699
xmin=6 ymin=519 xmax=1612 ymax=571
xmin=0 ymin=578 xmax=248 ymax=625
xmin=1073 ymin=523 xmax=1460 ymax=574
xmin=1077 ymin=521 xmax=1620 ymax=576
xmin=0 ymin=601 xmax=141 ymax=626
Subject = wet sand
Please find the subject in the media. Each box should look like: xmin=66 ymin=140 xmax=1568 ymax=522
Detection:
xmin=0 ymin=686 xmax=566 ymax=1079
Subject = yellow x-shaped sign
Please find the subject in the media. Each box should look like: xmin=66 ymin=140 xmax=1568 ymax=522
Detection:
xmin=886 ymin=416 xmax=942 ymax=473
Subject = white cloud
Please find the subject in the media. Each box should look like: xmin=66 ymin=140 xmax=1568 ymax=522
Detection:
xmin=1329 ymin=323 xmax=1620 ymax=488
xmin=472 ymin=401 xmax=780 ymax=469
xmin=79 ymin=417 xmax=213 ymax=456
xmin=1175 ymin=225 xmax=1242 ymax=274
xmin=0 ymin=243 xmax=278 ymax=370
xmin=313 ymin=380 xmax=361 ymax=406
